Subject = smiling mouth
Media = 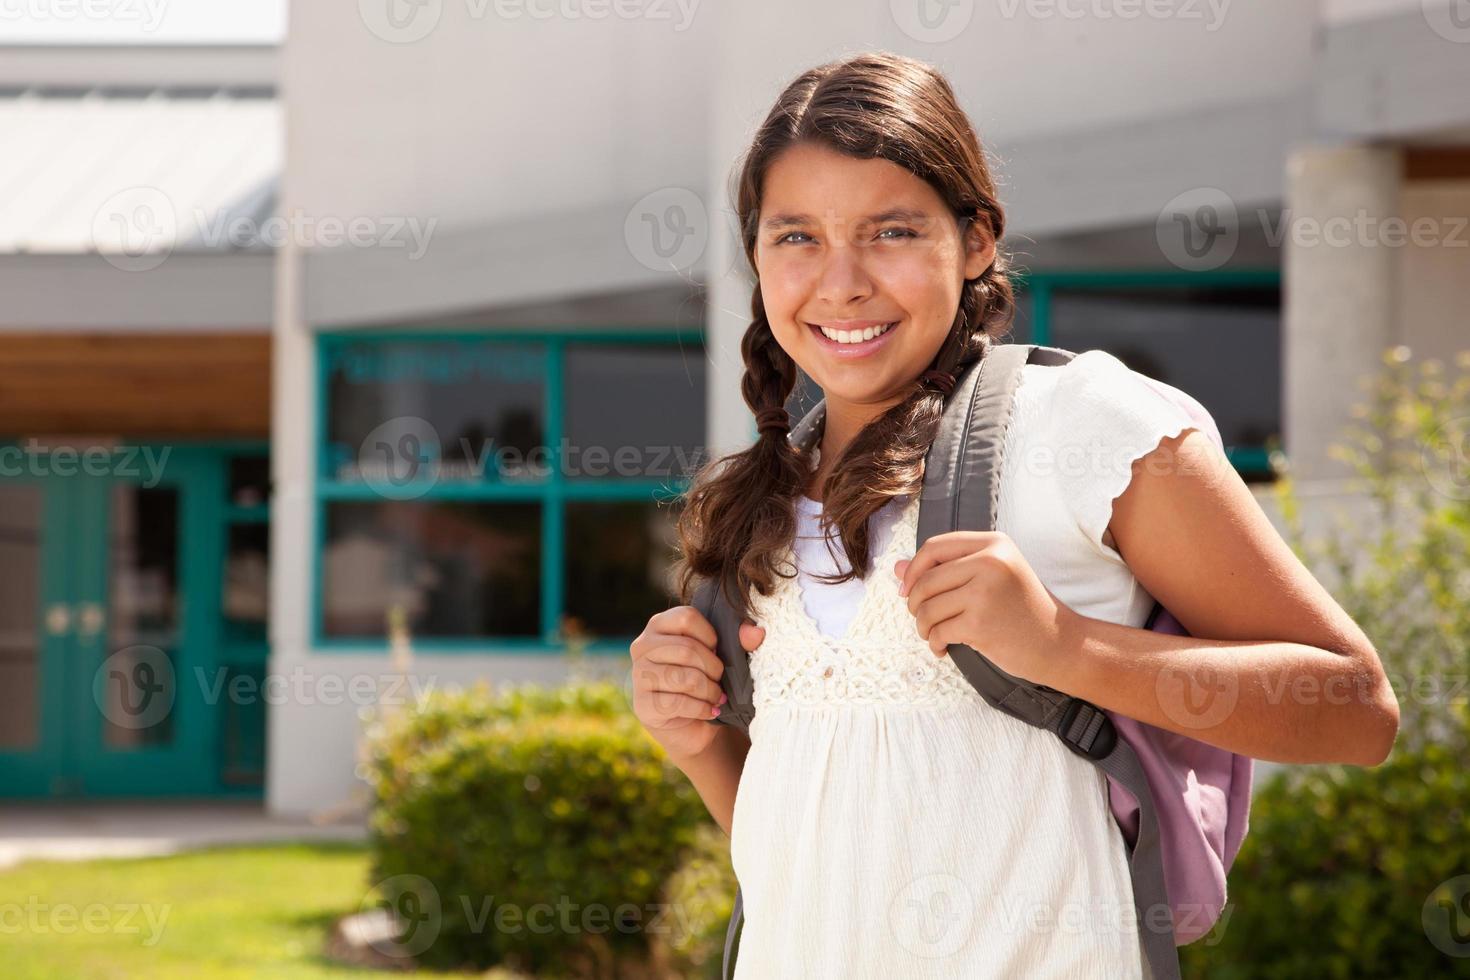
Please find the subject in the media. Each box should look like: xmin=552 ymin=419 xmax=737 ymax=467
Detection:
xmin=806 ymin=320 xmax=900 ymax=350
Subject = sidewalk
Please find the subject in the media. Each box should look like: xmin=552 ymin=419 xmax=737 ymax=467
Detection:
xmin=0 ymin=801 xmax=367 ymax=870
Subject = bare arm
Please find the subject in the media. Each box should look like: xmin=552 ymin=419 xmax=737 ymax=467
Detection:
xmin=668 ymin=724 xmax=751 ymax=837
xmin=1060 ymin=428 xmax=1399 ymax=765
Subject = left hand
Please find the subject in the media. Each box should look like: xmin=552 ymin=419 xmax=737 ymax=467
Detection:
xmin=893 ymin=530 xmax=1077 ymax=687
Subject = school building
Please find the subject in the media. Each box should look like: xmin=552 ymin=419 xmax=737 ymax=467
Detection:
xmin=1 ymin=1 xmax=1466 ymax=814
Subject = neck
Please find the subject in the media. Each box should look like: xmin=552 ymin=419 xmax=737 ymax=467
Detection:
xmin=803 ymin=391 xmax=906 ymax=502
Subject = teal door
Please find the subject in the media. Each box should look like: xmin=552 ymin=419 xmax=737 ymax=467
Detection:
xmin=0 ymin=448 xmax=220 ymax=797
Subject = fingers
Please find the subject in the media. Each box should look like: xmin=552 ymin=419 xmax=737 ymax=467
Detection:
xmin=631 ymin=654 xmax=724 ymax=717
xmin=649 ymin=605 xmax=719 ymax=649
xmin=902 ymin=558 xmax=973 ymax=617
xmin=912 ymin=590 xmax=971 ymax=655
xmin=636 ymin=634 xmax=723 ymax=680
xmin=895 ymin=532 xmax=1000 ymax=598
xmin=738 ymin=619 xmax=766 ymax=652
xmin=627 ymin=606 xmax=763 ymax=728
xmin=638 ymin=689 xmax=723 ymax=724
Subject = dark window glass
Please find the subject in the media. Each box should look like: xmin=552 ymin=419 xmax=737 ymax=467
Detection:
xmin=325 ymin=340 xmax=546 ymax=483
xmin=0 ymin=484 xmax=42 ymax=749
xmin=223 ymin=523 xmax=269 ymax=645
xmin=321 ymin=501 xmax=541 ymax=639
xmin=105 ymin=485 xmax=180 ymax=749
xmin=219 ymin=663 xmax=266 ymax=787
xmin=563 ymin=344 xmax=706 ymax=480
xmin=564 ymin=501 xmax=680 ymax=638
xmin=228 ymin=455 xmax=270 ymax=508
xmin=1048 ymin=286 xmax=1281 ymax=449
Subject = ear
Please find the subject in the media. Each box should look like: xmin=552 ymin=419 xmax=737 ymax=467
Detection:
xmin=962 ymin=218 xmax=996 ymax=281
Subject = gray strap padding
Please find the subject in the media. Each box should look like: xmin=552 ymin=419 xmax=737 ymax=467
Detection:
xmin=692 ymin=574 xmax=757 ymax=736
xmin=722 ymin=885 xmax=743 ymax=980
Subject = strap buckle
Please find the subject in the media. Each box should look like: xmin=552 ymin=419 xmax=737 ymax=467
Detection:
xmin=1056 ymin=698 xmax=1117 ymax=761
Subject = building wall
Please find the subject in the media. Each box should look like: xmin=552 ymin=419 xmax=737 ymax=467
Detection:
xmin=269 ymin=2 xmax=1467 ymax=814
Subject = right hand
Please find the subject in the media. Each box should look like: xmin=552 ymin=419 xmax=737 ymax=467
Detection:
xmin=629 ymin=605 xmax=765 ymax=760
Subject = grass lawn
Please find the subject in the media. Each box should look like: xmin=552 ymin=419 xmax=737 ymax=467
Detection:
xmin=0 ymin=841 xmax=486 ymax=979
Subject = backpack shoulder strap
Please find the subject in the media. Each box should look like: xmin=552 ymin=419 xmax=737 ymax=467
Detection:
xmin=918 ymin=341 xmax=1180 ymax=980
xmin=691 ymin=395 xmax=826 ymax=738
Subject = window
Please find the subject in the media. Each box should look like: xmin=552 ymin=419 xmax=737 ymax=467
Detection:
xmin=315 ymin=334 xmax=705 ymax=649
xmin=1018 ymin=270 xmax=1283 ymax=480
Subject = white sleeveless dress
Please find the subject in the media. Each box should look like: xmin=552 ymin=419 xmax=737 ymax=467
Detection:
xmin=728 ymin=349 xmax=1198 ymax=979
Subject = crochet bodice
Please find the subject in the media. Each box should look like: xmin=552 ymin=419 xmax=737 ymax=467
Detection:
xmin=745 ymin=493 xmax=988 ymax=712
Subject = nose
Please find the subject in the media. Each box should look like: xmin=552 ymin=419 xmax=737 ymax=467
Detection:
xmin=813 ymin=237 xmax=874 ymax=307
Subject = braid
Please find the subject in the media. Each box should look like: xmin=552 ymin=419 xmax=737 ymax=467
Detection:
xmin=741 ymin=288 xmax=798 ymax=442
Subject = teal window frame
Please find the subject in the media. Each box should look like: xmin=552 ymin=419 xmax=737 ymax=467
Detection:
xmin=312 ymin=330 xmax=699 ymax=655
xmin=1014 ymin=267 xmax=1284 ymax=476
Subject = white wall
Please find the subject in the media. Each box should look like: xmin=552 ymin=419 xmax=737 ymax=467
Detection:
xmin=1399 ymin=180 xmax=1470 ymax=366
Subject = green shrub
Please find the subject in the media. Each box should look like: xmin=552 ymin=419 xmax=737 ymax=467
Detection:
xmin=653 ymin=823 xmax=738 ymax=980
xmin=362 ymin=678 xmax=712 ymax=977
xmin=1272 ymin=345 xmax=1470 ymax=753
xmin=1181 ymin=728 xmax=1470 ymax=979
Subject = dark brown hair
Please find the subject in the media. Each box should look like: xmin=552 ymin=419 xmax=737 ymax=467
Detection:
xmin=672 ymin=50 xmax=1016 ymax=620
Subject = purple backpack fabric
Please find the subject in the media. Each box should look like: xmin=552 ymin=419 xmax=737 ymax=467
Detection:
xmin=1110 ymin=370 xmax=1254 ymax=944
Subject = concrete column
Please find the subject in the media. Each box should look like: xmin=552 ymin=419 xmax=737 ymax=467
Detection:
xmin=1282 ymin=143 xmax=1402 ymax=483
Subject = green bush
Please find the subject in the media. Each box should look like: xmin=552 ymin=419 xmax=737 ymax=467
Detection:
xmin=654 ymin=823 xmax=738 ymax=980
xmin=1181 ymin=728 xmax=1470 ymax=979
xmin=362 ymin=678 xmax=712 ymax=977
xmin=1272 ymin=345 xmax=1470 ymax=753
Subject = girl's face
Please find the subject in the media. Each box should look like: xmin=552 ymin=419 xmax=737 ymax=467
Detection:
xmin=753 ymin=141 xmax=995 ymax=413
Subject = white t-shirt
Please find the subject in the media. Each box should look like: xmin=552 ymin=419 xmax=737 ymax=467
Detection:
xmin=790 ymin=492 xmax=909 ymax=640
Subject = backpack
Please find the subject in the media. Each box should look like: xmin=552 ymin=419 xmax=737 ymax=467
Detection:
xmin=690 ymin=342 xmax=1254 ymax=980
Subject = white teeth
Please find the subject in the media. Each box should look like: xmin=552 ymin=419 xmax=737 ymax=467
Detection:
xmin=818 ymin=322 xmax=894 ymax=344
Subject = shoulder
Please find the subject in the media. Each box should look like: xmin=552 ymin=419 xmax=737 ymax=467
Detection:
xmin=1013 ymin=348 xmax=1207 ymax=560
xmin=1019 ymin=348 xmax=1199 ymax=452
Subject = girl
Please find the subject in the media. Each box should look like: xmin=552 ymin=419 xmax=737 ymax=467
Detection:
xmin=628 ymin=51 xmax=1399 ymax=978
